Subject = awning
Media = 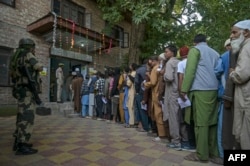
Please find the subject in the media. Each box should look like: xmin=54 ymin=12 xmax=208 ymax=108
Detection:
xmin=27 ymin=13 xmax=119 ymax=51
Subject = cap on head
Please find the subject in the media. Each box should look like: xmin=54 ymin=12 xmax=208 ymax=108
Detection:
xmin=179 ymin=46 xmax=189 ymax=57
xmin=58 ymin=63 xmax=64 ymax=66
xmin=158 ymin=53 xmax=166 ymax=60
xmin=224 ymin=39 xmax=231 ymax=47
xmin=19 ymin=38 xmax=35 ymax=48
xmin=234 ymin=20 xmax=250 ymax=30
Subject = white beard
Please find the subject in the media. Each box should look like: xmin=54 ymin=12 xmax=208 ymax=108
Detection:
xmin=231 ymin=32 xmax=245 ymax=54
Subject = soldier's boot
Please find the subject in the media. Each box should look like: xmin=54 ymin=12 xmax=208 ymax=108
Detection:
xmin=13 ymin=142 xmax=33 ymax=151
xmin=15 ymin=143 xmax=38 ymax=155
xmin=13 ymin=133 xmax=33 ymax=151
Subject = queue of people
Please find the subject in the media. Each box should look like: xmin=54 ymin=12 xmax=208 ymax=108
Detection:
xmin=74 ymin=20 xmax=250 ymax=164
xmin=11 ymin=19 xmax=250 ymax=162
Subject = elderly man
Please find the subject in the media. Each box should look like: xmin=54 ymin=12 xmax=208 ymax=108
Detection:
xmin=181 ymin=34 xmax=219 ymax=162
xmin=229 ymin=20 xmax=250 ymax=149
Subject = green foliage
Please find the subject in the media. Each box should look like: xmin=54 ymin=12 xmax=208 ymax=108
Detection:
xmin=97 ymin=0 xmax=250 ymax=60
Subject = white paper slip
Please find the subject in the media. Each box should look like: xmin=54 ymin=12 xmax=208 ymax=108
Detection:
xmin=177 ymin=96 xmax=191 ymax=109
xmin=141 ymin=103 xmax=147 ymax=110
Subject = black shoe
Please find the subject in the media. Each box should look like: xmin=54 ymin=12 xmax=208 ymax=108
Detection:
xmin=13 ymin=142 xmax=33 ymax=151
xmin=12 ymin=143 xmax=33 ymax=151
xmin=15 ymin=145 xmax=38 ymax=155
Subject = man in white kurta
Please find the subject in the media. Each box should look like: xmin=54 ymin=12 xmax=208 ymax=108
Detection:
xmin=56 ymin=63 xmax=64 ymax=103
xmin=229 ymin=20 xmax=250 ymax=149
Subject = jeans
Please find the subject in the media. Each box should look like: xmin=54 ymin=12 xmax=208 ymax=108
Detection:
xmin=134 ymin=94 xmax=149 ymax=131
xmin=95 ymin=95 xmax=104 ymax=118
xmin=82 ymin=105 xmax=89 ymax=117
xmin=81 ymin=95 xmax=89 ymax=117
xmin=124 ymin=108 xmax=129 ymax=125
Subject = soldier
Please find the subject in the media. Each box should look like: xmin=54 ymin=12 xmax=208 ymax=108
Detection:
xmin=10 ymin=38 xmax=43 ymax=155
xmin=56 ymin=63 xmax=64 ymax=103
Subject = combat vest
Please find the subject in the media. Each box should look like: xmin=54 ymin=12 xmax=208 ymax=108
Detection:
xmin=10 ymin=49 xmax=40 ymax=98
xmin=190 ymin=42 xmax=219 ymax=91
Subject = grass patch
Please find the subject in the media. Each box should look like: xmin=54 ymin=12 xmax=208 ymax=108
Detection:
xmin=0 ymin=105 xmax=18 ymax=117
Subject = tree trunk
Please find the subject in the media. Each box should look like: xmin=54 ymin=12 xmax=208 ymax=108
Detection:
xmin=128 ymin=22 xmax=146 ymax=64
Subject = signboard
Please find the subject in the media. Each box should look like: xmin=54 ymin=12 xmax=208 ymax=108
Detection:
xmin=50 ymin=47 xmax=92 ymax=62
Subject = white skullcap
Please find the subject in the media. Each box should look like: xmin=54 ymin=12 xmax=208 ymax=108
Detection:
xmin=224 ymin=39 xmax=231 ymax=47
xmin=234 ymin=20 xmax=250 ymax=30
xmin=72 ymin=72 xmax=77 ymax=75
xmin=75 ymin=68 xmax=80 ymax=71
xmin=158 ymin=53 xmax=166 ymax=60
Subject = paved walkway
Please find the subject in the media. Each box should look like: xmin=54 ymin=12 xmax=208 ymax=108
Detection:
xmin=0 ymin=112 xmax=220 ymax=166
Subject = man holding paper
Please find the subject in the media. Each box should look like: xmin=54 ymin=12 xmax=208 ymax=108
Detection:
xmin=180 ymin=34 xmax=219 ymax=162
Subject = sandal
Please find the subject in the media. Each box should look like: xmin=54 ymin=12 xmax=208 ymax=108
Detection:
xmin=210 ymin=157 xmax=223 ymax=165
xmin=130 ymin=125 xmax=138 ymax=128
xmin=184 ymin=153 xmax=208 ymax=163
xmin=136 ymin=128 xmax=147 ymax=132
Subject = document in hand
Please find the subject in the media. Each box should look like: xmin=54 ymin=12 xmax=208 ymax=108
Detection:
xmin=177 ymin=95 xmax=191 ymax=109
xmin=141 ymin=103 xmax=147 ymax=110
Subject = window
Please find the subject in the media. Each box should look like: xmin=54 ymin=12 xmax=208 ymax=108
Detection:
xmin=104 ymin=23 xmax=130 ymax=48
xmin=52 ymin=0 xmax=88 ymax=27
xmin=0 ymin=0 xmax=15 ymax=7
xmin=0 ymin=46 xmax=13 ymax=86
xmin=123 ymin=32 xmax=129 ymax=48
xmin=109 ymin=25 xmax=129 ymax=48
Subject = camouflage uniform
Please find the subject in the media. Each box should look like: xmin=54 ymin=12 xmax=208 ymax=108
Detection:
xmin=10 ymin=38 xmax=43 ymax=155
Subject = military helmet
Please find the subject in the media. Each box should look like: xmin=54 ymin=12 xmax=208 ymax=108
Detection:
xmin=19 ymin=38 xmax=35 ymax=48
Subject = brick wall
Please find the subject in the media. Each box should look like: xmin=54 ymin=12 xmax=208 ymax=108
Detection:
xmin=0 ymin=0 xmax=131 ymax=105
xmin=0 ymin=0 xmax=51 ymax=104
xmin=73 ymin=0 xmax=131 ymax=71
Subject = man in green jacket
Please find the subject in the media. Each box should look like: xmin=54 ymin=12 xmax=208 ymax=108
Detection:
xmin=180 ymin=34 xmax=219 ymax=162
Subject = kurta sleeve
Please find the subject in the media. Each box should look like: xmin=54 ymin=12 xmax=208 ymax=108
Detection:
xmin=230 ymin=47 xmax=250 ymax=84
xmin=164 ymin=59 xmax=174 ymax=82
xmin=126 ymin=77 xmax=132 ymax=87
xmin=144 ymin=66 xmax=158 ymax=88
xmin=117 ymin=75 xmax=123 ymax=91
xmin=181 ymin=48 xmax=200 ymax=93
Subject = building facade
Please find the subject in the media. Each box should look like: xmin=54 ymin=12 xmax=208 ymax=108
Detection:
xmin=0 ymin=0 xmax=131 ymax=104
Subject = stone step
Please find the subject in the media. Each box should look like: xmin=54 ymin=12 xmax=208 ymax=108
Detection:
xmin=41 ymin=102 xmax=74 ymax=117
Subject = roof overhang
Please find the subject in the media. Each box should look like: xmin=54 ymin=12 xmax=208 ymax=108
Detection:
xmin=27 ymin=13 xmax=119 ymax=50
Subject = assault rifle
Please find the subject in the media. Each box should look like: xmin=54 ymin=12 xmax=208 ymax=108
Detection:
xmin=24 ymin=66 xmax=42 ymax=105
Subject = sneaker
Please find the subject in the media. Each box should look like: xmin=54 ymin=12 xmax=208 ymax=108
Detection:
xmin=85 ymin=116 xmax=91 ymax=119
xmin=167 ymin=142 xmax=182 ymax=151
xmin=97 ymin=118 xmax=103 ymax=121
xmin=181 ymin=144 xmax=196 ymax=152
xmin=152 ymin=137 xmax=161 ymax=142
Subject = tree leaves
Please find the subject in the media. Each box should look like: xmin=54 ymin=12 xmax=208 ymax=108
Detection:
xmin=97 ymin=0 xmax=250 ymax=62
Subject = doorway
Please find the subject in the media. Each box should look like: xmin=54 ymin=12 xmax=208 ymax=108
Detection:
xmin=50 ymin=56 xmax=88 ymax=102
